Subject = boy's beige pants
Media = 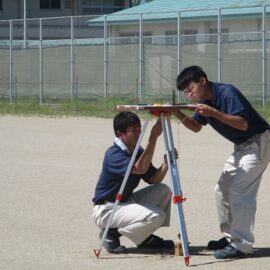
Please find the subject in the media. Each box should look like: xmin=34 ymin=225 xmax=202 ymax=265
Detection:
xmin=93 ymin=183 xmax=172 ymax=245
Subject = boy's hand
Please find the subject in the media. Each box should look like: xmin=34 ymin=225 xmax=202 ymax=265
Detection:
xmin=164 ymin=148 xmax=179 ymax=164
xmin=174 ymin=148 xmax=179 ymax=159
xmin=150 ymin=119 xmax=162 ymax=139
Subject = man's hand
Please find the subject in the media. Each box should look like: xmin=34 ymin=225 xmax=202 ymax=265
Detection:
xmin=173 ymin=104 xmax=215 ymax=118
xmin=195 ymin=103 xmax=248 ymax=131
xmin=195 ymin=104 xmax=216 ymax=117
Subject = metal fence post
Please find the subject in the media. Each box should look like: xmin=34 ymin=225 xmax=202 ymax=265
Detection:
xmin=9 ymin=20 xmax=13 ymax=104
xmin=262 ymin=4 xmax=267 ymax=107
xmin=39 ymin=18 xmax=43 ymax=104
xmin=217 ymin=8 xmax=221 ymax=83
xmin=104 ymin=15 xmax=108 ymax=99
xmin=70 ymin=16 xmax=75 ymax=101
xmin=15 ymin=76 xmax=17 ymax=112
xmin=177 ymin=11 xmax=181 ymax=103
xmin=23 ymin=0 xmax=27 ymax=49
xmin=75 ymin=75 xmax=78 ymax=112
xmin=139 ymin=13 xmax=143 ymax=101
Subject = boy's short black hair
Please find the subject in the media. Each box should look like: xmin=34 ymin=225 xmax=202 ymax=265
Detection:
xmin=113 ymin=111 xmax=141 ymax=136
xmin=176 ymin=65 xmax=208 ymax=91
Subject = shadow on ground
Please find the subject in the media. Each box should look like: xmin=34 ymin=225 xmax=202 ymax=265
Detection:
xmin=189 ymin=246 xmax=270 ymax=258
xmin=188 ymin=246 xmax=270 ymax=267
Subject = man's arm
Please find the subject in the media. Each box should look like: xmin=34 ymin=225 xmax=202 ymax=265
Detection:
xmin=132 ymin=120 xmax=162 ymax=175
xmin=195 ymin=104 xmax=248 ymax=131
xmin=174 ymin=103 xmax=248 ymax=132
xmin=174 ymin=110 xmax=203 ymax=132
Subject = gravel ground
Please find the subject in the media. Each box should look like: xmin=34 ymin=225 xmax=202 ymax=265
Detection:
xmin=0 ymin=116 xmax=269 ymax=270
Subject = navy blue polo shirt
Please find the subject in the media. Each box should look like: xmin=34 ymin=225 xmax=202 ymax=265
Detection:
xmin=193 ymin=82 xmax=269 ymax=145
xmin=93 ymin=143 xmax=158 ymax=203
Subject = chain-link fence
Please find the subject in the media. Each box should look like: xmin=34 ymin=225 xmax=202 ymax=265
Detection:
xmin=0 ymin=4 xmax=269 ymax=104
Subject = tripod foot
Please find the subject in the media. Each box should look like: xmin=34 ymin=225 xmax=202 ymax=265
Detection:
xmin=93 ymin=249 xmax=101 ymax=258
xmin=184 ymin=256 xmax=190 ymax=266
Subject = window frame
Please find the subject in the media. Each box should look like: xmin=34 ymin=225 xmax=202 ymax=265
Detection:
xmin=40 ymin=0 xmax=61 ymax=10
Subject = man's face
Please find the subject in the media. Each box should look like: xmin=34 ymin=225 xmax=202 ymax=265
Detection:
xmin=183 ymin=77 xmax=207 ymax=102
xmin=118 ymin=124 xmax=141 ymax=149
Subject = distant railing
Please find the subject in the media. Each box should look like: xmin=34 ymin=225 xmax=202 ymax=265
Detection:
xmin=0 ymin=4 xmax=269 ymax=105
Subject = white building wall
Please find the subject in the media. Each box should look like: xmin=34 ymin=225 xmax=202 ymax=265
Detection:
xmin=113 ymin=17 xmax=264 ymax=37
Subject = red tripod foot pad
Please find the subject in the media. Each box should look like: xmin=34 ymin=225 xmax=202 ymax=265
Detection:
xmin=93 ymin=249 xmax=101 ymax=258
xmin=184 ymin=256 xmax=190 ymax=266
xmin=115 ymin=193 xmax=122 ymax=201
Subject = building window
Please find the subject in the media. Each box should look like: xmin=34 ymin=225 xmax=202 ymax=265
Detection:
xmin=118 ymin=32 xmax=152 ymax=44
xmin=165 ymin=30 xmax=177 ymax=45
xmin=165 ymin=29 xmax=198 ymax=45
xmin=119 ymin=31 xmax=152 ymax=37
xmin=131 ymin=0 xmax=153 ymax=6
xmin=181 ymin=29 xmax=198 ymax=45
xmin=40 ymin=0 xmax=61 ymax=9
xmin=209 ymin=28 xmax=229 ymax=42
xmin=119 ymin=32 xmax=139 ymax=37
xmin=65 ymin=0 xmax=72 ymax=9
xmin=81 ymin=0 xmax=125 ymax=15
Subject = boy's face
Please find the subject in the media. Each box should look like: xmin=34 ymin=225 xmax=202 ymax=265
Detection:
xmin=183 ymin=77 xmax=207 ymax=102
xmin=118 ymin=124 xmax=141 ymax=149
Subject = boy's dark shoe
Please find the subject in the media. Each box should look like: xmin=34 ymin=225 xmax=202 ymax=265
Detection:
xmin=137 ymin=234 xmax=175 ymax=250
xmin=207 ymin=237 xmax=230 ymax=250
xmin=99 ymin=228 xmax=127 ymax=254
xmin=214 ymin=244 xmax=245 ymax=259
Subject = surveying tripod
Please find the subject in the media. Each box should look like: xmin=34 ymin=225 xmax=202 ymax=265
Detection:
xmin=94 ymin=104 xmax=193 ymax=266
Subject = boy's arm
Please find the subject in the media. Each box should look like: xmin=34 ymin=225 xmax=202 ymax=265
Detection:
xmin=132 ymin=120 xmax=162 ymax=175
xmin=148 ymin=148 xmax=178 ymax=184
xmin=148 ymin=159 xmax=168 ymax=184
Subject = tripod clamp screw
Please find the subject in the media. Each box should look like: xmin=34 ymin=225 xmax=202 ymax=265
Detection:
xmin=173 ymin=195 xmax=187 ymax=204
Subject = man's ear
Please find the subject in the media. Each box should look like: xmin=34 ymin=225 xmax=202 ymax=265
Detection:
xmin=200 ymin=76 xmax=207 ymax=85
xmin=116 ymin=130 xmax=124 ymax=138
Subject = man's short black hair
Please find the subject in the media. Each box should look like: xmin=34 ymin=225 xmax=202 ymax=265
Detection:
xmin=176 ymin=65 xmax=208 ymax=91
xmin=113 ymin=111 xmax=141 ymax=136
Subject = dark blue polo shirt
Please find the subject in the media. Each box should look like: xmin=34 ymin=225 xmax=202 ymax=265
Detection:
xmin=193 ymin=82 xmax=269 ymax=145
xmin=93 ymin=143 xmax=158 ymax=203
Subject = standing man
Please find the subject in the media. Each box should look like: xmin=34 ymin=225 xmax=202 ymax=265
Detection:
xmin=174 ymin=65 xmax=270 ymax=259
xmin=92 ymin=112 xmax=175 ymax=254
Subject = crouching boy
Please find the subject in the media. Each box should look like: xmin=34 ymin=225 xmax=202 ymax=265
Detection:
xmin=92 ymin=112 xmax=175 ymax=253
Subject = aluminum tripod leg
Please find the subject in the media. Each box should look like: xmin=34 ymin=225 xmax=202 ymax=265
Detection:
xmin=160 ymin=113 xmax=190 ymax=266
xmin=93 ymin=118 xmax=150 ymax=258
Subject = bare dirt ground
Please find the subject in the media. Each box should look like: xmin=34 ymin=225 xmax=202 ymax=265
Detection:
xmin=0 ymin=116 xmax=269 ymax=270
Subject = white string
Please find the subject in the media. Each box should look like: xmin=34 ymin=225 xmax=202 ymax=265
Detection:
xmin=177 ymin=119 xmax=180 ymax=168
xmin=180 ymin=116 xmax=188 ymax=123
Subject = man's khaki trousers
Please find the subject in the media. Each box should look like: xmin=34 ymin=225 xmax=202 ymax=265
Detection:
xmin=215 ymin=130 xmax=270 ymax=253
